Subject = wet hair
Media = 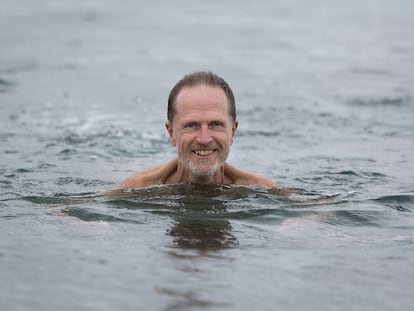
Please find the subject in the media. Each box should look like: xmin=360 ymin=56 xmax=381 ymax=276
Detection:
xmin=167 ymin=71 xmax=236 ymax=123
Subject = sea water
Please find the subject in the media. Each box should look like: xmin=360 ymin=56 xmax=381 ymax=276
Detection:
xmin=1 ymin=0 xmax=413 ymax=310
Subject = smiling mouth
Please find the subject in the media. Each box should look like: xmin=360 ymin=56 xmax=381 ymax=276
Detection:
xmin=193 ymin=149 xmax=215 ymax=156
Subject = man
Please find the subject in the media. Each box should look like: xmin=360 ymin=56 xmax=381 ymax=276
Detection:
xmin=119 ymin=71 xmax=276 ymax=189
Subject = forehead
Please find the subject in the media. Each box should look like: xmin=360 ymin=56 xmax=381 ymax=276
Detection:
xmin=175 ymin=84 xmax=229 ymax=116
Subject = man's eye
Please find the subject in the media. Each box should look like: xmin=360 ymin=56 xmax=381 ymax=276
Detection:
xmin=210 ymin=121 xmax=224 ymax=128
xmin=184 ymin=123 xmax=197 ymax=129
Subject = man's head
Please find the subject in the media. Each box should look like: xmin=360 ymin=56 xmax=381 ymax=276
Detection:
xmin=165 ymin=71 xmax=238 ymax=182
xmin=167 ymin=71 xmax=236 ymax=124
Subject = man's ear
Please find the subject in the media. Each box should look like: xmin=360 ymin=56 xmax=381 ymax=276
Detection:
xmin=165 ymin=121 xmax=176 ymax=146
xmin=231 ymin=119 xmax=239 ymax=144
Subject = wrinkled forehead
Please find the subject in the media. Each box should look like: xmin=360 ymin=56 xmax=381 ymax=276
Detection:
xmin=174 ymin=84 xmax=230 ymax=114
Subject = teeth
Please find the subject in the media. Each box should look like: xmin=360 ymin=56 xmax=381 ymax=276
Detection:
xmin=194 ymin=149 xmax=214 ymax=156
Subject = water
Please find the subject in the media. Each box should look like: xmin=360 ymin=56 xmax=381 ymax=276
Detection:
xmin=1 ymin=0 xmax=414 ymax=310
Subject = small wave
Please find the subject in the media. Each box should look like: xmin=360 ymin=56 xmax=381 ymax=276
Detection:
xmin=55 ymin=177 xmax=112 ymax=187
xmin=298 ymin=170 xmax=388 ymax=187
xmin=324 ymin=170 xmax=386 ymax=178
xmin=0 ymin=62 xmax=37 ymax=74
xmin=62 ymin=206 xmax=145 ymax=224
xmin=23 ymin=192 xmax=100 ymax=205
xmin=58 ymin=148 xmax=78 ymax=156
xmin=322 ymin=210 xmax=383 ymax=227
xmin=373 ymin=194 xmax=414 ymax=212
xmin=0 ymin=78 xmax=16 ymax=93
xmin=24 ymin=185 xmax=340 ymax=220
xmin=55 ymin=128 xmax=168 ymax=159
xmin=19 ymin=186 xmax=406 ymax=237
xmin=62 ymin=130 xmax=135 ymax=145
xmin=348 ymin=96 xmax=411 ymax=107
xmin=15 ymin=168 xmax=33 ymax=173
xmin=237 ymin=130 xmax=281 ymax=138
xmin=335 ymin=170 xmax=360 ymax=176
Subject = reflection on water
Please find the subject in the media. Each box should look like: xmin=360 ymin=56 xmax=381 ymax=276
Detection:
xmin=6 ymin=183 xmax=414 ymax=311
xmin=21 ymin=184 xmax=412 ymax=223
xmin=20 ymin=183 xmax=398 ymax=251
xmin=17 ymin=184 xmax=414 ymax=256
xmin=155 ymin=285 xmax=231 ymax=311
xmin=20 ymin=183 xmax=335 ymax=247
xmin=168 ymin=218 xmax=238 ymax=250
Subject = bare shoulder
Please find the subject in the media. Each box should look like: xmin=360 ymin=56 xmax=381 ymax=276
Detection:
xmin=118 ymin=159 xmax=178 ymax=189
xmin=118 ymin=172 xmax=152 ymax=189
xmin=224 ymin=163 xmax=276 ymax=188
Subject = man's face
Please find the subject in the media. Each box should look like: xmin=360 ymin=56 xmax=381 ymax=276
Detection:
xmin=166 ymin=84 xmax=238 ymax=180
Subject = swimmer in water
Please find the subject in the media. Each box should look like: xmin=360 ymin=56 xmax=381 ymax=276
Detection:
xmin=119 ymin=71 xmax=276 ymax=189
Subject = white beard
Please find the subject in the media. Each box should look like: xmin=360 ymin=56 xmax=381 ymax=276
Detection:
xmin=180 ymin=151 xmax=228 ymax=178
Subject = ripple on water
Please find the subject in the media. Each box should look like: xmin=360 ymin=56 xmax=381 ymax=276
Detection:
xmin=16 ymin=184 xmax=414 ymax=252
xmin=0 ymin=78 xmax=16 ymax=93
xmin=20 ymin=184 xmax=339 ymax=222
xmin=296 ymin=169 xmax=389 ymax=190
xmin=373 ymin=194 xmax=414 ymax=212
xmin=348 ymin=96 xmax=412 ymax=107
xmin=55 ymin=177 xmax=112 ymax=187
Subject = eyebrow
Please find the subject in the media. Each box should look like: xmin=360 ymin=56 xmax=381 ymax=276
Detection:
xmin=181 ymin=119 xmax=226 ymax=128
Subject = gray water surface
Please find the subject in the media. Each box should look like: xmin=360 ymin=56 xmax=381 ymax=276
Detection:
xmin=1 ymin=0 xmax=414 ymax=310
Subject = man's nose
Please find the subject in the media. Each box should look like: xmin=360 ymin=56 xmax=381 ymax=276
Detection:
xmin=197 ymin=125 xmax=213 ymax=144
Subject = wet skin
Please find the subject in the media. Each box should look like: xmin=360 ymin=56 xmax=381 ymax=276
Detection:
xmin=118 ymin=84 xmax=275 ymax=188
xmin=165 ymin=84 xmax=238 ymax=184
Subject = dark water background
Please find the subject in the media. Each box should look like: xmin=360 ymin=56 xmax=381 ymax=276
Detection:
xmin=1 ymin=0 xmax=413 ymax=310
